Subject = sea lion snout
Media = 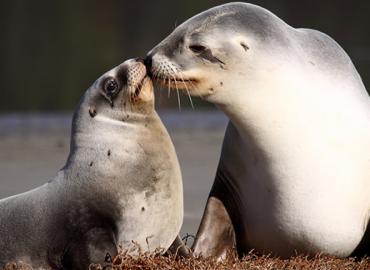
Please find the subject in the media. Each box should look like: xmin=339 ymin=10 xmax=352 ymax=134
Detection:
xmin=125 ymin=59 xmax=148 ymax=87
xmin=123 ymin=59 xmax=153 ymax=103
xmin=87 ymin=59 xmax=154 ymax=115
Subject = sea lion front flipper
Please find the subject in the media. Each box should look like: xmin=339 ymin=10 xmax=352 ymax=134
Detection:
xmin=166 ymin=235 xmax=191 ymax=257
xmin=351 ymin=219 xmax=370 ymax=258
xmin=61 ymin=227 xmax=117 ymax=270
xmin=191 ymin=196 xmax=236 ymax=259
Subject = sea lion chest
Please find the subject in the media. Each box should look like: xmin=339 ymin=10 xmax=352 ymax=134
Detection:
xmin=220 ymin=75 xmax=370 ymax=257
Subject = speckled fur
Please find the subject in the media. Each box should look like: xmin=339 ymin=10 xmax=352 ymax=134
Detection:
xmin=0 ymin=59 xmax=183 ymax=269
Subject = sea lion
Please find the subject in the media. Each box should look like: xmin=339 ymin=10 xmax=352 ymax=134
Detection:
xmin=0 ymin=59 xmax=183 ymax=269
xmin=145 ymin=2 xmax=370 ymax=258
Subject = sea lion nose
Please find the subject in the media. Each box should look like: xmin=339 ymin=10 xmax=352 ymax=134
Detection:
xmin=144 ymin=54 xmax=153 ymax=70
xmin=144 ymin=54 xmax=153 ymax=77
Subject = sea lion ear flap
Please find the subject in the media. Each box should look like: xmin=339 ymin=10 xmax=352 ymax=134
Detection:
xmin=87 ymin=92 xmax=101 ymax=118
xmin=88 ymin=106 xmax=97 ymax=118
xmin=232 ymin=36 xmax=250 ymax=52
xmin=87 ymin=93 xmax=113 ymax=119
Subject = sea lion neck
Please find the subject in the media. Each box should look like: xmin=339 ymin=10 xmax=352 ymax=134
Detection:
xmin=63 ymin=107 xmax=159 ymax=170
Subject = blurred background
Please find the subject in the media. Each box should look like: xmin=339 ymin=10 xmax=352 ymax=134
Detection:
xmin=1 ymin=0 xmax=369 ymax=111
xmin=0 ymin=0 xmax=369 ymax=237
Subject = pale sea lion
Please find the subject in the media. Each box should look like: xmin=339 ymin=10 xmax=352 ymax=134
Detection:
xmin=145 ymin=2 xmax=370 ymax=258
xmin=0 ymin=59 xmax=183 ymax=269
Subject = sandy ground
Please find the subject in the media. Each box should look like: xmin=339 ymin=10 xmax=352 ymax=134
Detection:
xmin=0 ymin=110 xmax=228 ymax=237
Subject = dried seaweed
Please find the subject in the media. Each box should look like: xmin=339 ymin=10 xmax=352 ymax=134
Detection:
xmin=4 ymin=249 xmax=369 ymax=270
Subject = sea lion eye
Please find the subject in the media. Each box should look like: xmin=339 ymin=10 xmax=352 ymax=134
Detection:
xmin=104 ymin=79 xmax=119 ymax=96
xmin=189 ymin=44 xmax=207 ymax=53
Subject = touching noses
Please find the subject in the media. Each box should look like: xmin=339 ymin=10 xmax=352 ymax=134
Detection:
xmin=144 ymin=52 xmax=154 ymax=76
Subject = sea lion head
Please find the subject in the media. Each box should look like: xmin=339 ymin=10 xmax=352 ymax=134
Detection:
xmin=145 ymin=3 xmax=292 ymax=105
xmin=86 ymin=58 xmax=154 ymax=121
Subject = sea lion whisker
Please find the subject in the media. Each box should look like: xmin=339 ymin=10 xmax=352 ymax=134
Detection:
xmin=177 ymin=71 xmax=194 ymax=109
xmin=168 ymin=76 xmax=172 ymax=99
xmin=153 ymin=66 xmax=160 ymax=81
xmin=176 ymin=88 xmax=181 ymax=112
xmin=170 ymin=74 xmax=181 ymax=111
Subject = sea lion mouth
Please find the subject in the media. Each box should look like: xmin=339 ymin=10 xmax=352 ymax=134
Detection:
xmin=132 ymin=75 xmax=150 ymax=100
xmin=153 ymin=76 xmax=198 ymax=90
xmin=134 ymin=75 xmax=148 ymax=97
